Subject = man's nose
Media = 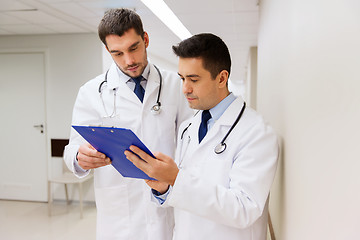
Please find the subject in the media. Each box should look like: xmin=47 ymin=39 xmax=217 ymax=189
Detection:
xmin=124 ymin=53 xmax=135 ymax=66
xmin=182 ymin=80 xmax=192 ymax=94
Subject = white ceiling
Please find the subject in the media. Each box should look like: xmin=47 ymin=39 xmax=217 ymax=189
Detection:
xmin=0 ymin=0 xmax=259 ymax=83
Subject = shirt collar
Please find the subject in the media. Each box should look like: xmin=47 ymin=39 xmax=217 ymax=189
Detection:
xmin=116 ymin=63 xmax=150 ymax=83
xmin=209 ymin=92 xmax=236 ymax=121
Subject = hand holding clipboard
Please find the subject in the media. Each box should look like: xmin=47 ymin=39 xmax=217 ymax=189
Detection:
xmin=72 ymin=125 xmax=156 ymax=180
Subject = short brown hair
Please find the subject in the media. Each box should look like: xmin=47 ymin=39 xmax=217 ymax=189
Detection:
xmin=98 ymin=8 xmax=144 ymax=46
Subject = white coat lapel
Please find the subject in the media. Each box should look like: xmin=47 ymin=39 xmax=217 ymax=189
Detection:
xmin=180 ymin=113 xmax=201 ymax=167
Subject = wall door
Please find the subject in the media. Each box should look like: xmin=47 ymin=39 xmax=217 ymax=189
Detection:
xmin=0 ymin=52 xmax=47 ymax=202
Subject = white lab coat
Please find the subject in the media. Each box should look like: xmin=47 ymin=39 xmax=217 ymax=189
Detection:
xmin=64 ymin=62 xmax=192 ymax=240
xmin=159 ymin=97 xmax=278 ymax=240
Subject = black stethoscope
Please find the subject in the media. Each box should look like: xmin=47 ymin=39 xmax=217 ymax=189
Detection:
xmin=180 ymin=102 xmax=246 ymax=155
xmin=98 ymin=65 xmax=163 ymax=118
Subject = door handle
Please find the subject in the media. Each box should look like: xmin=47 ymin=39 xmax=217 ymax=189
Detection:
xmin=33 ymin=124 xmax=44 ymax=133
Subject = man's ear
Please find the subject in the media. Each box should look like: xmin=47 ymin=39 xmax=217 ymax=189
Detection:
xmin=218 ymin=70 xmax=229 ymax=88
xmin=143 ymin=31 xmax=149 ymax=48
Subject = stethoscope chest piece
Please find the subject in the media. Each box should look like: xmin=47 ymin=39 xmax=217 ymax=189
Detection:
xmin=214 ymin=142 xmax=227 ymax=154
xmin=151 ymin=104 xmax=161 ymax=115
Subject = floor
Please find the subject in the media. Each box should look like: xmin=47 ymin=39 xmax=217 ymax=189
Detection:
xmin=0 ymin=200 xmax=97 ymax=240
xmin=0 ymin=200 xmax=273 ymax=240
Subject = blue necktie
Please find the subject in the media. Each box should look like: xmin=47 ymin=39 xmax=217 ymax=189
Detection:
xmin=132 ymin=76 xmax=145 ymax=102
xmin=198 ymin=110 xmax=212 ymax=143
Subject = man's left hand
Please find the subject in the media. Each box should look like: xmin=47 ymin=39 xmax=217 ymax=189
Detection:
xmin=124 ymin=146 xmax=179 ymax=186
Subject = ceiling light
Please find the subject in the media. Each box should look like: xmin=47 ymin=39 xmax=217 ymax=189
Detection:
xmin=0 ymin=8 xmax=38 ymax=13
xmin=141 ymin=0 xmax=192 ymax=40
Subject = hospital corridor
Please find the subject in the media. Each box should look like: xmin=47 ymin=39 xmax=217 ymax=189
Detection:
xmin=0 ymin=200 xmax=96 ymax=239
xmin=1 ymin=0 xmax=359 ymax=240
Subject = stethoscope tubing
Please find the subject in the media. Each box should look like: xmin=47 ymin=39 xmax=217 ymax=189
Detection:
xmin=98 ymin=64 xmax=163 ymax=117
xmin=98 ymin=70 xmax=110 ymax=93
xmin=152 ymin=65 xmax=162 ymax=108
xmin=180 ymin=102 xmax=246 ymax=155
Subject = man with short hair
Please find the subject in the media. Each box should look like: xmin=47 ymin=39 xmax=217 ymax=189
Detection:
xmin=64 ymin=8 xmax=192 ymax=240
xmin=126 ymin=33 xmax=279 ymax=240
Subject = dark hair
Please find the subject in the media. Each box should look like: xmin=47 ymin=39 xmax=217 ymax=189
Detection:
xmin=98 ymin=8 xmax=144 ymax=46
xmin=172 ymin=33 xmax=231 ymax=79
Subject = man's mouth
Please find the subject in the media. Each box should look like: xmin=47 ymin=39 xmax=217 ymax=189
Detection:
xmin=127 ymin=65 xmax=138 ymax=72
xmin=186 ymin=96 xmax=197 ymax=101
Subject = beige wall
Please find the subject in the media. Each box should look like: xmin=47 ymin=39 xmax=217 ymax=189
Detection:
xmin=257 ymin=0 xmax=360 ymax=239
xmin=245 ymin=46 xmax=258 ymax=109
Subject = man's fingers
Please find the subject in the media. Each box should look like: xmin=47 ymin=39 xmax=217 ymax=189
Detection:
xmin=79 ymin=143 xmax=106 ymax=159
xmin=77 ymin=149 xmax=111 ymax=170
xmin=78 ymin=158 xmax=111 ymax=170
xmin=145 ymin=180 xmax=157 ymax=184
xmin=79 ymin=160 xmax=108 ymax=170
xmin=153 ymin=152 xmax=172 ymax=162
xmin=125 ymin=146 xmax=178 ymax=185
xmin=77 ymin=150 xmax=110 ymax=164
xmin=129 ymin=145 xmax=156 ymax=164
xmin=124 ymin=149 xmax=151 ymax=173
xmin=88 ymin=143 xmax=96 ymax=150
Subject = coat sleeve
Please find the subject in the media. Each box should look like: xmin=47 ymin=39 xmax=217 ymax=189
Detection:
xmin=63 ymin=78 xmax=103 ymax=177
xmin=166 ymin=118 xmax=279 ymax=229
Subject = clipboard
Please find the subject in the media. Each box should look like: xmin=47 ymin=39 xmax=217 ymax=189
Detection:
xmin=72 ymin=125 xmax=156 ymax=180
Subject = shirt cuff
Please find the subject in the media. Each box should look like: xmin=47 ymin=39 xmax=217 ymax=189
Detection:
xmin=152 ymin=186 xmax=171 ymax=205
xmin=73 ymin=154 xmax=89 ymax=176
